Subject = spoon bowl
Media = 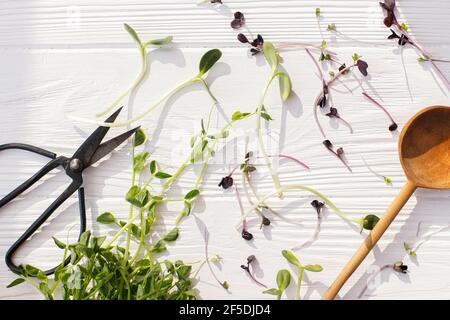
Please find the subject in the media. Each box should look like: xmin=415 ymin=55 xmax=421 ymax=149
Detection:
xmin=400 ymin=106 xmax=450 ymax=189
xmin=323 ymin=105 xmax=450 ymax=300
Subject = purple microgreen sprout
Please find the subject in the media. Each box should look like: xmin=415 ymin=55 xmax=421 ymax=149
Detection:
xmin=203 ymin=228 xmax=229 ymax=290
xmin=325 ymin=107 xmax=354 ymax=134
xmin=361 ymin=156 xmax=393 ymax=185
xmin=240 ymin=255 xmax=267 ymax=287
xmin=282 ymin=250 xmax=323 ymax=300
xmin=323 ymin=140 xmax=352 ymax=172
xmin=362 ymin=92 xmax=398 ymax=131
xmin=292 ymin=200 xmax=325 ymax=251
xmin=358 ymin=260 xmax=408 ymax=298
xmin=380 ymin=1 xmax=450 ymax=86
xmin=237 ymin=33 xmax=265 ymax=55
xmin=231 ymin=11 xmax=245 ymax=29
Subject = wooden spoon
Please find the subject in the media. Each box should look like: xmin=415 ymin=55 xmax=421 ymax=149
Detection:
xmin=323 ymin=106 xmax=450 ymax=300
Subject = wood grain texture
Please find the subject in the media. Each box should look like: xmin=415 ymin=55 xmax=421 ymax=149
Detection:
xmin=0 ymin=0 xmax=449 ymax=300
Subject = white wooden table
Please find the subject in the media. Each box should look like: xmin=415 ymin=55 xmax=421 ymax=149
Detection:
xmin=0 ymin=0 xmax=449 ymax=300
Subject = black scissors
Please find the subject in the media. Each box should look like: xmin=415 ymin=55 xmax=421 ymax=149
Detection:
xmin=0 ymin=107 xmax=138 ymax=275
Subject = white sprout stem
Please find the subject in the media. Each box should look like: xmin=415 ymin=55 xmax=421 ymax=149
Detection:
xmin=70 ymin=77 xmax=202 ymax=128
xmin=256 ymin=74 xmax=283 ymax=197
xmin=97 ymin=45 xmax=148 ymax=118
xmin=235 ymin=185 xmax=360 ymax=228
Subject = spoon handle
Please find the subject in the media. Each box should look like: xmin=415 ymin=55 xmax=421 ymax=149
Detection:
xmin=322 ymin=180 xmax=417 ymax=300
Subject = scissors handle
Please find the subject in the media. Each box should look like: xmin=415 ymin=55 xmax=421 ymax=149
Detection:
xmin=0 ymin=143 xmax=56 ymax=159
xmin=0 ymin=144 xmax=86 ymax=275
xmin=0 ymin=157 xmax=68 ymax=208
xmin=5 ymin=183 xmax=87 ymax=275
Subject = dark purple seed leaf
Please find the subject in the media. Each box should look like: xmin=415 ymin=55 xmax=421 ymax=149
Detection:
xmin=336 ymin=147 xmax=344 ymax=156
xmin=356 ymin=59 xmax=369 ymax=76
xmin=338 ymin=63 xmax=346 ymax=72
xmin=262 ymin=216 xmax=271 ymax=226
xmin=398 ymin=34 xmax=408 ymax=46
xmin=326 ymin=107 xmax=338 ymax=117
xmin=250 ymin=48 xmax=261 ymax=55
xmin=242 ymin=230 xmax=253 ymax=241
xmin=323 ymin=140 xmax=333 ymax=149
xmin=257 ymin=34 xmax=264 ymax=43
xmin=211 ymin=0 xmax=223 ymax=3
xmin=237 ymin=33 xmax=249 ymax=43
xmin=231 ymin=19 xmax=244 ymax=29
xmin=247 ymin=255 xmax=256 ymax=264
xmin=234 ymin=11 xmax=244 ymax=20
xmin=218 ymin=176 xmax=234 ymax=189
xmin=389 ymin=123 xmax=398 ymax=131
xmin=388 ymin=29 xmax=399 ymax=40
xmin=384 ymin=13 xmax=394 ymax=27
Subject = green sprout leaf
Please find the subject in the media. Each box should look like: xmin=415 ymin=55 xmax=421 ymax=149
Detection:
xmin=304 ymin=264 xmax=323 ymax=272
xmin=149 ymin=160 xmax=157 ymax=175
xmin=263 ymin=288 xmax=281 ymax=296
xmin=198 ymin=49 xmax=222 ymax=77
xmin=276 ymin=269 xmax=291 ymax=292
xmin=403 ymin=242 xmax=417 ymax=257
xmin=133 ymin=151 xmax=150 ymax=172
xmin=417 ymin=54 xmax=429 ymax=63
xmin=276 ymin=72 xmax=292 ymax=101
xmin=155 ymin=172 xmax=172 ymax=179
xmin=163 ymin=228 xmax=180 ymax=242
xmin=400 ymin=23 xmax=409 ymax=31
xmin=151 ymin=240 xmax=167 ymax=253
xmin=327 ymin=23 xmax=336 ymax=31
xmin=352 ymin=53 xmax=362 ymax=62
xmin=282 ymin=250 xmax=301 ymax=268
xmin=222 ymin=281 xmax=229 ymax=290
xmin=383 ymin=176 xmax=392 ymax=184
xmin=362 ymin=214 xmax=380 ymax=231
xmin=231 ymin=111 xmax=251 ymax=121
xmin=7 ymin=278 xmax=26 ymax=288
xmin=146 ymin=36 xmax=173 ymax=46
xmin=133 ymin=128 xmax=147 ymax=147
xmin=184 ymin=189 xmax=200 ymax=200
xmin=124 ymin=23 xmax=142 ymax=45
xmin=125 ymin=186 xmax=149 ymax=208
xmin=263 ymin=42 xmax=279 ymax=72
xmin=260 ymin=111 xmax=273 ymax=121
xmin=315 ymin=8 xmax=321 ymax=17
xmin=97 ymin=212 xmax=116 ymax=225
xmin=52 ymin=237 xmax=66 ymax=249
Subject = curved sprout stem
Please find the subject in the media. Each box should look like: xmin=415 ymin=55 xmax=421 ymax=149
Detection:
xmin=235 ymin=185 xmax=361 ymax=228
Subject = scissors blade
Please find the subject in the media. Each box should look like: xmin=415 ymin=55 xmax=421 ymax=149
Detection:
xmin=87 ymin=126 xmax=140 ymax=167
xmin=71 ymin=107 xmax=123 ymax=165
